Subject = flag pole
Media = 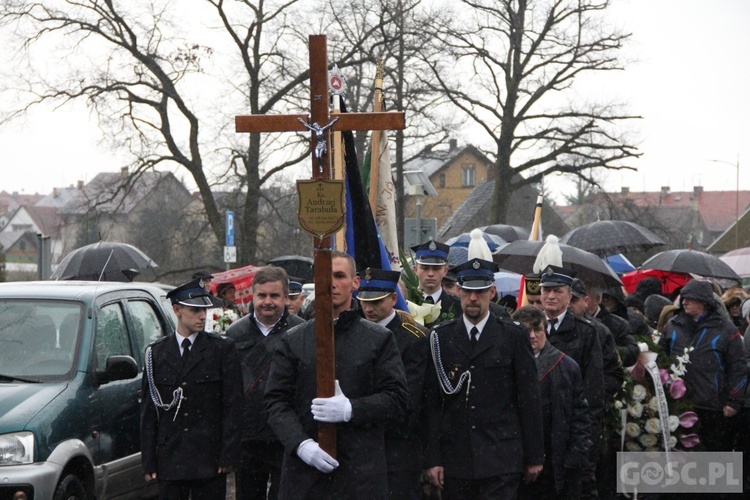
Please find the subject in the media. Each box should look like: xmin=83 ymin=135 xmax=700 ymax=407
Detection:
xmin=330 ymin=65 xmax=346 ymax=251
xmin=519 ymin=194 xmax=544 ymax=307
xmin=368 ymin=58 xmax=384 ymax=213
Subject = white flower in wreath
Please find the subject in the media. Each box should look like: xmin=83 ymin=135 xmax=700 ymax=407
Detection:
xmin=632 ymin=384 xmax=647 ymax=401
xmin=645 ymin=417 xmax=662 ymax=434
xmin=625 ymin=441 xmax=643 ymax=452
xmin=627 ymin=402 xmax=643 ymax=418
xmin=625 ymin=422 xmax=642 ymax=438
xmin=639 ymin=433 xmax=658 ymax=448
xmin=668 ymin=436 xmax=678 ymax=449
xmin=648 ymin=396 xmax=660 ymax=412
xmin=615 ymin=400 xmax=624 ymax=410
xmin=668 ymin=415 xmax=680 ymax=432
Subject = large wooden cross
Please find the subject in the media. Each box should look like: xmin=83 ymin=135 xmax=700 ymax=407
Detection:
xmin=236 ymin=35 xmax=405 ymax=456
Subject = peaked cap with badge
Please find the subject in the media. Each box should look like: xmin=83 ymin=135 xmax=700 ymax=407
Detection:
xmin=539 ymin=265 xmax=577 ymax=288
xmin=411 ymin=240 xmax=450 ymax=266
xmin=450 ymin=258 xmax=499 ymax=290
xmin=358 ymin=268 xmax=401 ymax=301
xmin=166 ymin=278 xmax=215 ymax=307
xmin=288 ymin=277 xmax=305 ymax=297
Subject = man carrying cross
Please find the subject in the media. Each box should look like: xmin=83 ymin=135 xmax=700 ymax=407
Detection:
xmin=264 ymin=251 xmax=408 ymax=499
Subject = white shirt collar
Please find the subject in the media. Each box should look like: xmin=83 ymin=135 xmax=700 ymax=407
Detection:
xmin=176 ymin=331 xmax=198 ymax=354
xmin=376 ymin=311 xmax=397 ymax=328
xmin=463 ymin=312 xmax=490 ymax=341
xmin=547 ymin=310 xmax=567 ymax=333
xmin=254 ymin=316 xmax=279 ymax=337
xmin=424 ymin=290 xmax=442 ymax=303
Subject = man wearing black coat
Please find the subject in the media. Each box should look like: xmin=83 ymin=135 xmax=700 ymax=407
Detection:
xmin=425 ymin=258 xmax=544 ymax=499
xmin=264 ymin=252 xmax=409 ymax=499
xmin=226 ymin=266 xmax=305 ymax=499
xmin=141 ymin=278 xmax=243 ymax=500
xmin=357 ymin=267 xmax=429 ymax=500
xmin=513 ymin=306 xmax=590 ymax=499
xmin=585 ymin=284 xmax=639 ymax=367
xmin=411 ymin=240 xmax=462 ymax=326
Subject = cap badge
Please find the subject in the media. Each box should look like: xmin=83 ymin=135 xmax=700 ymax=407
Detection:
xmin=428 ymin=241 xmax=437 ymax=251
xmin=198 ymin=278 xmax=205 ymax=288
xmin=365 ymin=267 xmax=372 ymax=281
xmin=545 ymin=267 xmax=554 ymax=276
xmin=472 ymin=260 xmax=480 ymax=269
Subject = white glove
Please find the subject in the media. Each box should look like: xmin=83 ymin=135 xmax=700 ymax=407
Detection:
xmin=311 ymin=380 xmax=352 ymax=423
xmin=296 ymin=439 xmax=339 ymax=473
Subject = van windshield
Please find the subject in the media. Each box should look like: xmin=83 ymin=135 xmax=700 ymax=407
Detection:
xmin=0 ymin=301 xmax=83 ymax=380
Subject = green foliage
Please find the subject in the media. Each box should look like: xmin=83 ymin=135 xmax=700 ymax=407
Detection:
xmin=399 ymin=248 xmax=422 ymax=304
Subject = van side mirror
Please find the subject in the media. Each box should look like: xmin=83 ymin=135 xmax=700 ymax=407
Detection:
xmin=96 ymin=355 xmax=138 ymax=385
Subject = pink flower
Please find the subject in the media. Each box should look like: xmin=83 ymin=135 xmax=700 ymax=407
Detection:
xmin=679 ymin=411 xmax=699 ymax=428
xmin=679 ymin=433 xmax=700 ymax=448
xmin=630 ymin=362 xmax=646 ymax=383
xmin=660 ymin=369 xmax=670 ymax=386
xmin=670 ymin=378 xmax=686 ymax=399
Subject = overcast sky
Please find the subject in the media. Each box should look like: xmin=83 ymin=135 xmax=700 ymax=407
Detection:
xmin=0 ymin=0 xmax=748 ymax=200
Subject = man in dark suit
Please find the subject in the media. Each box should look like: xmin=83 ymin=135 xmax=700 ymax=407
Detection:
xmin=226 ymin=266 xmax=305 ymax=499
xmin=264 ymin=251 xmax=408 ymax=499
xmin=425 ymin=258 xmax=544 ymax=499
xmin=358 ymin=267 xmax=429 ymax=500
xmin=141 ymin=278 xmax=243 ymax=500
xmin=411 ymin=240 xmax=461 ymax=326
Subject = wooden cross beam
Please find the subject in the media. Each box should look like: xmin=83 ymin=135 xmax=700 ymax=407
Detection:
xmin=235 ymin=34 xmax=405 ymax=457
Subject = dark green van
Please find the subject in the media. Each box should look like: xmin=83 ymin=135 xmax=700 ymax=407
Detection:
xmin=0 ymin=281 xmax=175 ymax=499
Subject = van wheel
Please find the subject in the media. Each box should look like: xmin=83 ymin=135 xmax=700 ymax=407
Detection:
xmin=54 ymin=474 xmax=88 ymax=500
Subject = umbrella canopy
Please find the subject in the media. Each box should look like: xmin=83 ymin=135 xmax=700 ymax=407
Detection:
xmin=268 ymin=255 xmax=313 ymax=283
xmin=719 ymin=247 xmax=750 ymax=278
xmin=210 ymin=265 xmax=258 ymax=307
xmin=621 ymin=269 xmax=691 ymax=296
xmin=481 ymin=224 xmax=530 ymax=242
xmin=445 ymin=231 xmax=507 ymax=251
xmin=559 ymin=220 xmax=666 ymax=257
xmin=494 ymin=271 xmax=522 ymax=297
xmin=493 ymin=240 xmax=622 ymax=288
xmin=51 ymin=242 xmax=157 ymax=281
xmin=640 ymin=249 xmax=741 ymax=282
xmin=603 ymin=253 xmax=636 ymax=275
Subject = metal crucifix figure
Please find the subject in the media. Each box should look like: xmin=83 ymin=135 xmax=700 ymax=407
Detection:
xmin=297 ymin=116 xmax=340 ymax=173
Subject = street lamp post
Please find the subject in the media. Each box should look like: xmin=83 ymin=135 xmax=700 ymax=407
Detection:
xmin=708 ymin=155 xmax=740 ymax=249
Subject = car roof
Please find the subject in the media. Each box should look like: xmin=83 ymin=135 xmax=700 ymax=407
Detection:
xmin=0 ymin=281 xmax=170 ymax=301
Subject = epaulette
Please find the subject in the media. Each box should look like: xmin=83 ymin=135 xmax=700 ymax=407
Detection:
xmin=574 ymin=315 xmax=594 ymax=326
xmin=402 ymin=321 xmax=426 ymax=339
xmin=205 ymin=331 xmax=229 ymax=340
xmin=497 ymin=315 xmax=523 ymax=328
xmin=149 ymin=335 xmax=170 ymax=347
xmin=432 ymin=317 xmax=458 ymax=330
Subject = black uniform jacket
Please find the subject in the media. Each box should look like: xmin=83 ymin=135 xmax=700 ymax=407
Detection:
xmin=425 ymin=291 xmax=462 ymax=328
xmin=547 ymin=313 xmax=604 ymax=426
xmin=424 ymin=314 xmax=544 ymax=479
xmin=225 ymin=307 xmax=305 ymax=442
xmin=140 ymin=331 xmax=243 ymax=480
xmin=383 ymin=312 xmax=429 ymax=472
xmin=264 ymin=306 xmax=409 ymax=499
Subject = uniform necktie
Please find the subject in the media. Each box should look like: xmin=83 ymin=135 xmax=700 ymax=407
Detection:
xmin=548 ymin=317 xmax=558 ymax=335
xmin=424 ymin=295 xmax=435 ymax=305
xmin=470 ymin=326 xmax=479 ymax=348
xmin=181 ymin=338 xmax=191 ymax=364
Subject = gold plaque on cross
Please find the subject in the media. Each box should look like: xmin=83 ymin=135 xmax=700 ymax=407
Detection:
xmin=296 ymin=179 xmax=346 ymax=239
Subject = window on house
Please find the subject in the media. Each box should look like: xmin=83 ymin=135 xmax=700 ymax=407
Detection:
xmin=438 ymin=173 xmax=446 ymax=189
xmin=461 ymin=165 xmax=476 ymax=187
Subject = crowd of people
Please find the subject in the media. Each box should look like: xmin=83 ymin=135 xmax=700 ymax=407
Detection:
xmin=138 ymin=239 xmax=750 ymax=499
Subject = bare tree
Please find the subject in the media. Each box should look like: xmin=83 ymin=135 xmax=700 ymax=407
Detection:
xmin=0 ymin=0 xmax=397 ymax=265
xmin=425 ymin=0 xmax=641 ymax=222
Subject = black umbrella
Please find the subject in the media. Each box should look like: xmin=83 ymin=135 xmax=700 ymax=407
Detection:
xmin=493 ymin=240 xmax=622 ymax=288
xmin=481 ymin=224 xmax=530 ymax=242
xmin=268 ymin=255 xmax=314 ymax=283
xmin=559 ymin=220 xmax=666 ymax=257
xmin=51 ymin=242 xmax=157 ymax=281
xmin=640 ymin=249 xmax=741 ymax=282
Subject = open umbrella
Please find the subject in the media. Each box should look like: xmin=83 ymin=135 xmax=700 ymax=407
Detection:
xmin=268 ymin=255 xmax=313 ymax=282
xmin=481 ymin=224 xmax=530 ymax=242
xmin=446 ymin=231 xmax=507 ymax=251
xmin=621 ymin=268 xmax=691 ymax=296
xmin=51 ymin=242 xmax=157 ymax=281
xmin=640 ymin=249 xmax=741 ymax=282
xmin=719 ymin=247 xmax=750 ymax=278
xmin=494 ymin=272 xmax=522 ymax=297
xmin=493 ymin=239 xmax=622 ymax=288
xmin=559 ymin=220 xmax=666 ymax=257
xmin=210 ymin=265 xmax=258 ymax=307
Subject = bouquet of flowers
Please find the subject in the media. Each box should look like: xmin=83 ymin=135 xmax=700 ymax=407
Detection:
xmin=399 ymin=249 xmax=456 ymax=326
xmin=206 ymin=308 xmax=238 ymax=334
xmin=616 ymin=340 xmax=700 ymax=452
